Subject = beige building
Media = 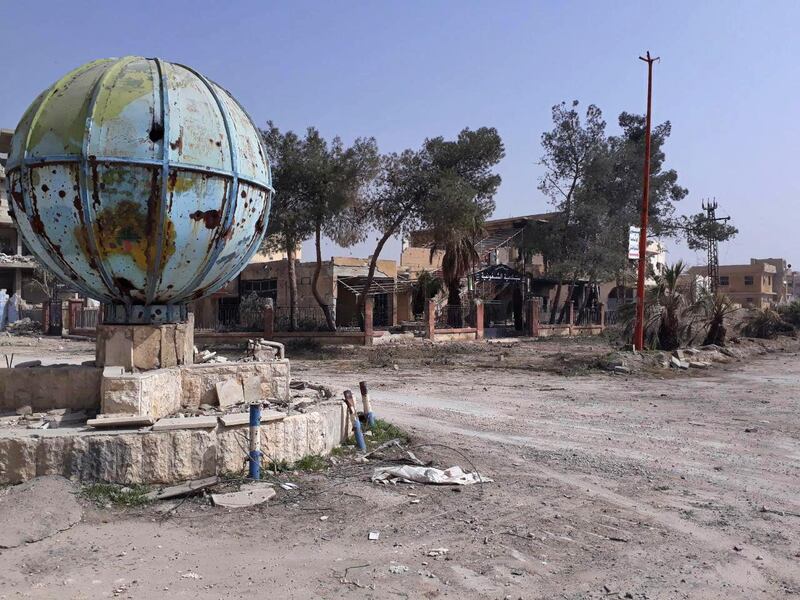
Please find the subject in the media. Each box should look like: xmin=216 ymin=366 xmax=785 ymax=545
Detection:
xmin=190 ymin=254 xmax=404 ymax=330
xmin=688 ymin=261 xmax=777 ymax=308
xmin=0 ymin=128 xmax=45 ymax=303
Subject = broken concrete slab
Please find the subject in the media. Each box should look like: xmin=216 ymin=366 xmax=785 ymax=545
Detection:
xmin=144 ymin=476 xmax=220 ymax=501
xmin=215 ymin=379 xmax=244 ymax=408
xmin=0 ymin=476 xmax=82 ymax=548
xmin=243 ymin=375 xmax=262 ymax=404
xmin=211 ymin=483 xmax=276 ymax=508
xmin=87 ymin=415 xmax=155 ymax=428
xmin=219 ymin=410 xmax=286 ymax=427
xmin=670 ymin=356 xmax=690 ymax=369
xmin=151 ymin=416 xmax=219 ymax=431
xmin=612 ymin=365 xmax=631 ymax=374
xmin=689 ymin=361 xmax=711 ymax=369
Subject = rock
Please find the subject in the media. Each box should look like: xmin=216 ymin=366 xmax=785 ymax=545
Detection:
xmin=672 ymin=350 xmax=685 ymax=360
xmin=0 ymin=476 xmax=82 ymax=548
xmin=612 ymin=365 xmax=631 ymax=374
xmin=215 ymin=379 xmax=244 ymax=408
xmin=211 ymin=483 xmax=276 ymax=508
xmin=15 ymin=405 xmax=32 ymax=416
xmin=670 ymin=356 xmax=689 ymax=369
xmin=388 ymin=565 xmax=409 ymax=574
xmin=685 ymin=348 xmax=700 ymax=356
xmin=689 ymin=361 xmax=711 ymax=369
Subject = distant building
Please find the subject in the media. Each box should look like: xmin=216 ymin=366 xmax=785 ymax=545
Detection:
xmin=190 ymin=254 xmax=405 ymax=330
xmin=688 ymin=261 xmax=778 ymax=308
xmin=0 ymin=128 xmax=46 ymax=303
xmin=750 ymin=258 xmax=790 ymax=304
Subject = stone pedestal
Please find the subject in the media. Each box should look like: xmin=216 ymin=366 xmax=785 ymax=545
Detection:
xmin=95 ymin=314 xmax=194 ymax=371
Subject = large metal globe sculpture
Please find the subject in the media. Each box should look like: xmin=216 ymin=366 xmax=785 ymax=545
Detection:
xmin=4 ymin=57 xmax=273 ymax=324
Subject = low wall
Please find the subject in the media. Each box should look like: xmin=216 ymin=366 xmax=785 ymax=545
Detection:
xmin=194 ymin=330 xmax=372 ymax=346
xmin=536 ymin=325 xmax=605 ymax=338
xmin=180 ymin=360 xmax=291 ymax=408
xmin=432 ymin=328 xmax=479 ymax=342
xmin=0 ymin=367 xmax=102 ymax=412
xmin=0 ymin=401 xmax=348 ymax=485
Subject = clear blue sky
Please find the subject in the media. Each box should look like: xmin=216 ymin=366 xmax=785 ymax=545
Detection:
xmin=2 ymin=0 xmax=797 ymax=268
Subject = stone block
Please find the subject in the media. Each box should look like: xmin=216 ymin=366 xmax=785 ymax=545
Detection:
xmin=180 ymin=360 xmax=291 ymax=408
xmin=96 ymin=322 xmax=194 ymax=371
xmin=101 ymin=368 xmax=181 ymax=419
xmin=0 ymin=366 xmax=102 ymax=413
xmin=216 ymin=379 xmax=244 ymax=408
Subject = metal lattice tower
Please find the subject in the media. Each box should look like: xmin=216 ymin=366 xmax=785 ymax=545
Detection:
xmin=703 ymin=199 xmax=720 ymax=293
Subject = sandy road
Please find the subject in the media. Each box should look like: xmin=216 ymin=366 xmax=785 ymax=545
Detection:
xmin=1 ymin=342 xmax=799 ymax=599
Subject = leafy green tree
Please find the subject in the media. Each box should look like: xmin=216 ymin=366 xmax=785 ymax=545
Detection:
xmin=261 ymin=123 xmax=313 ymax=332
xmin=358 ymin=127 xmax=504 ymax=327
xmin=681 ymin=212 xmax=738 ymax=251
xmin=299 ymin=129 xmax=380 ymax=331
xmin=532 ymin=104 xmax=688 ymax=324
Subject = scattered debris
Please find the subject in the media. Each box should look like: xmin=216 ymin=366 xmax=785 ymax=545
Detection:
xmin=5 ymin=317 xmax=41 ymax=335
xmin=211 ymin=483 xmax=276 ymax=508
xmin=279 ymin=482 xmax=298 ymax=491
xmin=368 ymin=531 xmax=380 ymax=540
xmin=372 ymin=465 xmax=491 ymax=486
xmin=760 ymin=505 xmax=800 ymax=518
xmin=388 ymin=564 xmax=409 ymax=574
xmin=144 ymin=476 xmax=220 ymax=501
xmin=180 ymin=572 xmax=202 ymax=580
xmin=426 ymin=548 xmax=449 ymax=557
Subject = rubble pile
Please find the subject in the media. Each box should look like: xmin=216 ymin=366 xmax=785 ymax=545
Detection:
xmin=4 ymin=318 xmax=41 ymax=336
xmin=0 ymin=407 xmax=92 ymax=429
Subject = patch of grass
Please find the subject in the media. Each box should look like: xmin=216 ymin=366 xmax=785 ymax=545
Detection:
xmin=366 ymin=419 xmax=410 ymax=446
xmin=293 ymin=454 xmax=328 ymax=471
xmin=80 ymin=483 xmax=150 ymax=507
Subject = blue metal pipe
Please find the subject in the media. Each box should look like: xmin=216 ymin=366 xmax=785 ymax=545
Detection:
xmin=248 ymin=402 xmax=262 ymax=480
xmin=344 ymin=390 xmax=367 ymax=452
xmin=359 ymin=381 xmax=376 ymax=427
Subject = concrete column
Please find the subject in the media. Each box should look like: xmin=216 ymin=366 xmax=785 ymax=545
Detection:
xmin=263 ymin=298 xmax=274 ymax=338
xmin=474 ymin=299 xmax=484 ymax=340
xmin=569 ymin=302 xmax=575 ymax=325
xmin=391 ymin=292 xmax=398 ymax=327
xmin=424 ymin=299 xmax=435 ymax=339
xmin=599 ymin=302 xmax=605 ymax=328
xmin=13 ymin=270 xmax=22 ymax=297
xmin=364 ymin=296 xmax=374 ymax=346
xmin=528 ymin=298 xmax=540 ymax=337
xmin=42 ymin=300 xmax=51 ymax=334
xmin=67 ymin=299 xmax=83 ymax=333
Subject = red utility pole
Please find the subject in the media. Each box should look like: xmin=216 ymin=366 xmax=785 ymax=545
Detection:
xmin=633 ymin=51 xmax=659 ymax=351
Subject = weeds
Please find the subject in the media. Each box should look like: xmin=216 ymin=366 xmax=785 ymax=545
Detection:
xmin=293 ymin=454 xmax=328 ymax=471
xmin=80 ymin=483 xmax=150 ymax=507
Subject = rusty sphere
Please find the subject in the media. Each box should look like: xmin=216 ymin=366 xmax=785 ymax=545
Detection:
xmin=4 ymin=57 xmax=273 ymax=323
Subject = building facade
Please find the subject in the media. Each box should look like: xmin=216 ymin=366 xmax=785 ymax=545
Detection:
xmin=0 ymin=128 xmax=45 ymax=304
xmin=688 ymin=261 xmax=777 ymax=308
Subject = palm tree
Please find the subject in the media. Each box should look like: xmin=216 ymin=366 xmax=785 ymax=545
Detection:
xmin=689 ymin=289 xmax=738 ymax=346
xmin=619 ymin=260 xmax=691 ymax=350
xmin=430 ymin=235 xmax=479 ymax=328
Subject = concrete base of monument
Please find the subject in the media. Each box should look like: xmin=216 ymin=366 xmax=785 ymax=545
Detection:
xmin=95 ymin=317 xmax=195 ymax=371
xmin=0 ymin=345 xmax=351 ymax=484
xmin=0 ymin=400 xmax=350 ymax=485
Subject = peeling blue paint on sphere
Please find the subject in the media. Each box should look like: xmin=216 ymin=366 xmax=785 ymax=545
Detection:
xmin=4 ymin=56 xmax=273 ymax=323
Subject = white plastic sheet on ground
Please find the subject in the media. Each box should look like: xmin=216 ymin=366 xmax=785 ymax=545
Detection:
xmin=372 ymin=465 xmax=492 ymax=486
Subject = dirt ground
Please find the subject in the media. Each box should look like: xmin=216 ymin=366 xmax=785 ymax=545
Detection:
xmin=1 ymin=335 xmax=800 ymax=599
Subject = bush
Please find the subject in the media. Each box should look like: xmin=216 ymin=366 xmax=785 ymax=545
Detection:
xmin=740 ymin=308 xmax=795 ymax=339
xmin=779 ymin=300 xmax=800 ymax=328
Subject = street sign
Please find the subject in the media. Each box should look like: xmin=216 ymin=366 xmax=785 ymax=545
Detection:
xmin=628 ymin=226 xmax=641 ymax=260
